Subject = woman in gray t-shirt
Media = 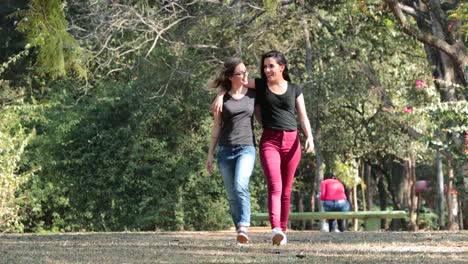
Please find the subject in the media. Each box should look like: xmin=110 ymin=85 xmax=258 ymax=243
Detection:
xmin=206 ymin=57 xmax=256 ymax=244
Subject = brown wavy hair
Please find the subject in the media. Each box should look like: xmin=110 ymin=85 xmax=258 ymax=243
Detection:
xmin=209 ymin=57 xmax=244 ymax=91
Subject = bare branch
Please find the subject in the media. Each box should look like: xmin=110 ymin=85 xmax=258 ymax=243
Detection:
xmin=397 ymin=2 xmax=417 ymax=17
xmin=67 ymin=1 xmax=197 ymax=74
xmin=302 ymin=2 xmax=335 ymax=33
xmin=145 ymin=15 xmax=193 ymax=57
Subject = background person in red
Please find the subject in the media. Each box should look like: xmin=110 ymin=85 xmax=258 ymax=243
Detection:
xmin=319 ymin=172 xmax=350 ymax=232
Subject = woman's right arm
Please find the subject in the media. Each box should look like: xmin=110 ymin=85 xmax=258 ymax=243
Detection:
xmin=206 ymin=112 xmax=222 ymax=175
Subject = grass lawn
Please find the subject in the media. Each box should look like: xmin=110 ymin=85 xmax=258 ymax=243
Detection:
xmin=0 ymin=228 xmax=467 ymax=263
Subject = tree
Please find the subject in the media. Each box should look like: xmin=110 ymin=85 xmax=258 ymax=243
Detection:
xmin=383 ymin=0 xmax=467 ymax=230
xmin=384 ymin=0 xmax=467 ymax=97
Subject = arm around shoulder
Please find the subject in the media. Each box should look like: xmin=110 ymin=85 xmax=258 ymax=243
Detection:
xmin=210 ymin=89 xmax=226 ymax=114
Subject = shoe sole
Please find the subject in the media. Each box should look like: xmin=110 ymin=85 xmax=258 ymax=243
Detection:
xmin=272 ymin=233 xmax=284 ymax=246
xmin=237 ymin=233 xmax=249 ymax=244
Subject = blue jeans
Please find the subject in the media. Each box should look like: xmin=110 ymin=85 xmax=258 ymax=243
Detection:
xmin=217 ymin=145 xmax=255 ymax=228
xmin=323 ymin=200 xmax=350 ymax=232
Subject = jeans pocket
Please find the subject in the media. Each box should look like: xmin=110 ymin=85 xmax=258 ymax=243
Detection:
xmin=323 ymin=201 xmax=334 ymax=211
xmin=240 ymin=146 xmax=256 ymax=156
xmin=217 ymin=146 xmax=231 ymax=161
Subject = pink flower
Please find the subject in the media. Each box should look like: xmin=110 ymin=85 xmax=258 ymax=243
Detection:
xmin=403 ymin=106 xmax=413 ymax=113
xmin=415 ymin=80 xmax=427 ymax=88
xmin=448 ymin=23 xmax=453 ymax=31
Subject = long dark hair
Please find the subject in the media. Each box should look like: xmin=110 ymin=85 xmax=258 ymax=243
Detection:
xmin=260 ymin=50 xmax=291 ymax=82
xmin=324 ymin=172 xmax=337 ymax=180
xmin=209 ymin=57 xmax=243 ymax=91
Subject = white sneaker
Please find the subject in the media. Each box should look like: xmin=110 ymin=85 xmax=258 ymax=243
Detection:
xmin=280 ymin=234 xmax=287 ymax=245
xmin=236 ymin=230 xmax=249 ymax=244
xmin=271 ymin=228 xmax=285 ymax=246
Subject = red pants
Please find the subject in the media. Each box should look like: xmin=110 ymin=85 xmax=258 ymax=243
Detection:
xmin=260 ymin=128 xmax=301 ymax=231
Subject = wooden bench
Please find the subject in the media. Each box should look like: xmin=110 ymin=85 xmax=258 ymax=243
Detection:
xmin=251 ymin=211 xmax=408 ymax=231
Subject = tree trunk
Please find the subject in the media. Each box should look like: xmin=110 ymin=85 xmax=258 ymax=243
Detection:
xmin=384 ymin=158 xmax=406 ymax=230
xmin=391 ymin=159 xmax=408 ymax=210
xmin=308 ymin=159 xmax=316 ymax=230
xmin=377 ymin=170 xmax=389 ymax=230
xmin=458 ymin=193 xmax=463 ymax=230
xmin=300 ymin=4 xmax=327 ymax=231
xmin=314 ymin=124 xmax=326 ymax=231
xmin=408 ymin=157 xmax=418 ymax=231
xmin=295 ymin=191 xmax=305 ymax=230
xmin=360 ymin=161 xmax=367 ymax=211
xmin=365 ymin=163 xmax=373 ymax=210
xmin=436 ymin=150 xmax=445 ymax=229
xmin=461 ymin=162 xmax=468 ymax=230
xmin=421 ymin=0 xmax=464 ymax=101
xmin=352 ymin=159 xmax=359 ymax=231
xmin=446 ymin=155 xmax=459 ymax=230
xmin=236 ymin=0 xmax=243 ymax=56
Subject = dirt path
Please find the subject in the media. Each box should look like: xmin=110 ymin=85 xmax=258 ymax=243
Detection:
xmin=0 ymin=229 xmax=467 ymax=263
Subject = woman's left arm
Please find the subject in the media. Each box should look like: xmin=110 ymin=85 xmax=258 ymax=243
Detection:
xmin=296 ymin=94 xmax=315 ymax=154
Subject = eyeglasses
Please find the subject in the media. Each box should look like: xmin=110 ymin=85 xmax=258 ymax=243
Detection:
xmin=232 ymin=71 xmax=248 ymax=77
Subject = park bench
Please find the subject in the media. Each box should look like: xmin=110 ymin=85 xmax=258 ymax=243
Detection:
xmin=251 ymin=211 xmax=408 ymax=231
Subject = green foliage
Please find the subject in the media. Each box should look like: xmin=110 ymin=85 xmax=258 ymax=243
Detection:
xmin=299 ymin=0 xmax=430 ymax=164
xmin=0 ymin=44 xmax=30 ymax=78
xmin=387 ymin=79 xmax=468 ymax=160
xmin=332 ymin=160 xmax=362 ymax=187
xmin=263 ymin=0 xmax=280 ymax=15
xmin=448 ymin=2 xmax=468 ymax=41
xmin=0 ymin=47 xmax=37 ymax=232
xmin=0 ymin=109 xmax=34 ymax=232
xmin=14 ymin=0 xmax=87 ymax=79
xmin=417 ymin=207 xmax=439 ymax=230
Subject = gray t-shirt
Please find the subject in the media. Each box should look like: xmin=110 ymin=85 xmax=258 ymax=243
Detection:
xmin=218 ymin=89 xmax=256 ymax=146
